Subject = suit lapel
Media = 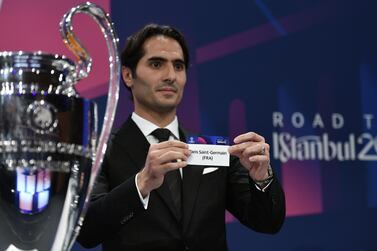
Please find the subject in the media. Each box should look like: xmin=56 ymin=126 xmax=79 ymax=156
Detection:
xmin=179 ymin=128 xmax=204 ymax=233
xmin=115 ymin=116 xmax=149 ymax=171
xmin=117 ymin=117 xmax=179 ymax=220
xmin=156 ymin=179 xmax=181 ymax=220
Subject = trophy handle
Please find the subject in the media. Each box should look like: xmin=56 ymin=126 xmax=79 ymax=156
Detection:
xmin=60 ymin=1 xmax=119 ymax=177
xmin=59 ymin=2 xmax=120 ymax=249
xmin=60 ymin=2 xmax=119 ymax=177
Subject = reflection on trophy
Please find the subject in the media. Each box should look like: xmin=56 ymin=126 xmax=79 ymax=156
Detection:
xmin=0 ymin=2 xmax=120 ymax=251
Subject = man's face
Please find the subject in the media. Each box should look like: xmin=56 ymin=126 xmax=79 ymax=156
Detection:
xmin=124 ymin=35 xmax=187 ymax=115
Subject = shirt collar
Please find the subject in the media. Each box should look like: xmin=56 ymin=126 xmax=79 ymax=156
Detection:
xmin=131 ymin=112 xmax=180 ymax=140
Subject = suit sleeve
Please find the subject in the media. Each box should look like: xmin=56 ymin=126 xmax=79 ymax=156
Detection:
xmin=226 ymin=156 xmax=286 ymax=234
xmin=76 ymin=136 xmax=145 ymax=248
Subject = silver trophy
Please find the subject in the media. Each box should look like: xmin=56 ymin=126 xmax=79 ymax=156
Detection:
xmin=0 ymin=2 xmax=119 ymax=251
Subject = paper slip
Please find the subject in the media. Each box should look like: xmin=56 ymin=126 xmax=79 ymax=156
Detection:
xmin=187 ymin=144 xmax=229 ymax=166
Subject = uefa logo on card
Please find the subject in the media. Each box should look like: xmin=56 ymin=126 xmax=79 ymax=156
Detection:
xmin=188 ymin=136 xmax=195 ymax=144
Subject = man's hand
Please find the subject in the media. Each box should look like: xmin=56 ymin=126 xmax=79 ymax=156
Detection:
xmin=228 ymin=132 xmax=270 ymax=181
xmin=137 ymin=140 xmax=191 ymax=197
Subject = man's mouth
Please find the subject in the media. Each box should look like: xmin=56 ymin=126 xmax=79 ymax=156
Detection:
xmin=157 ymin=86 xmax=177 ymax=93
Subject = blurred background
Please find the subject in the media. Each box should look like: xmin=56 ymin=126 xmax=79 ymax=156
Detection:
xmin=1 ymin=0 xmax=376 ymax=250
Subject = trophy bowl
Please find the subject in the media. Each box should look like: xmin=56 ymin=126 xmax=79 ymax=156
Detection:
xmin=0 ymin=3 xmax=120 ymax=251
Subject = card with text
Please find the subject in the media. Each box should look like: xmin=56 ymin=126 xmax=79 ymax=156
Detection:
xmin=186 ymin=135 xmax=230 ymax=166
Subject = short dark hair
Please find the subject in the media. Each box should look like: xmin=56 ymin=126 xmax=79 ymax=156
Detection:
xmin=121 ymin=23 xmax=190 ymax=78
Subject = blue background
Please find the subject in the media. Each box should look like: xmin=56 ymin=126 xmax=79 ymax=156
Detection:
xmin=69 ymin=0 xmax=377 ymax=250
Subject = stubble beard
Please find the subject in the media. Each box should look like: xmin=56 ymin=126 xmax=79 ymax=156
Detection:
xmin=135 ymin=93 xmax=180 ymax=117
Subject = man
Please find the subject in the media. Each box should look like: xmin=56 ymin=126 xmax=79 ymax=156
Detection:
xmin=77 ymin=24 xmax=285 ymax=251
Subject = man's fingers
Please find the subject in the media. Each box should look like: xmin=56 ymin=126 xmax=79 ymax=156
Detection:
xmin=233 ymin=132 xmax=265 ymax=144
xmin=228 ymin=144 xmax=243 ymax=157
xmin=151 ymin=146 xmax=191 ymax=155
xmin=160 ymin=160 xmax=188 ymax=172
xmin=152 ymin=140 xmax=188 ymax=150
xmin=157 ymin=150 xmax=190 ymax=164
xmin=242 ymin=143 xmax=270 ymax=158
xmin=248 ymin=155 xmax=269 ymax=164
xmin=228 ymin=141 xmax=253 ymax=155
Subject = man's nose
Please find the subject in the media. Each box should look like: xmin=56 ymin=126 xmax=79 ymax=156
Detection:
xmin=163 ymin=64 xmax=177 ymax=83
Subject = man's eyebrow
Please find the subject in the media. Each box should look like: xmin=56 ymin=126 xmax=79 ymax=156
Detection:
xmin=147 ymin=57 xmax=186 ymax=65
xmin=173 ymin=59 xmax=185 ymax=65
xmin=147 ymin=56 xmax=167 ymax=62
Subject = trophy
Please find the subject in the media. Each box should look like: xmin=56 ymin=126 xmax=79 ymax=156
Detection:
xmin=0 ymin=2 xmax=119 ymax=251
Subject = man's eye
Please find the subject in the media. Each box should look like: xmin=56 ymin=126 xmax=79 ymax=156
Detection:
xmin=150 ymin=62 xmax=161 ymax=68
xmin=174 ymin=63 xmax=185 ymax=71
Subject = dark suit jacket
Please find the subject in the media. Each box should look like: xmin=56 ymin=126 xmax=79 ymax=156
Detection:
xmin=77 ymin=116 xmax=285 ymax=251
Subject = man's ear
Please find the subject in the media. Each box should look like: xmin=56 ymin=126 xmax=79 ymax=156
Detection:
xmin=122 ymin=66 xmax=134 ymax=89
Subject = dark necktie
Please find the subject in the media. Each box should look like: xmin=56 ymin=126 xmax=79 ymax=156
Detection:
xmin=151 ymin=128 xmax=182 ymax=220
